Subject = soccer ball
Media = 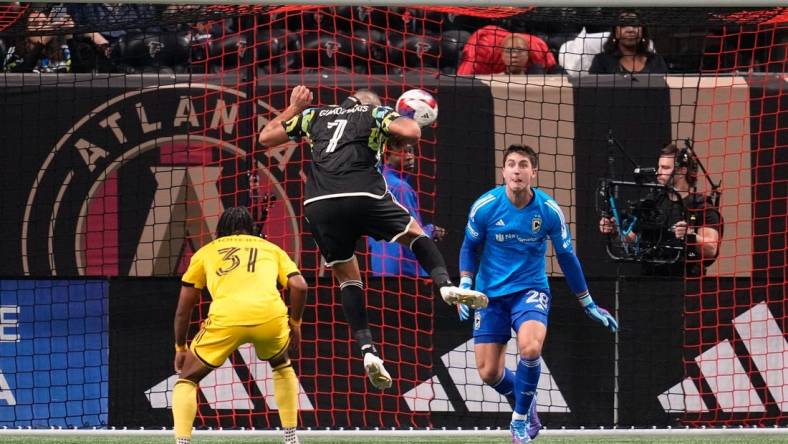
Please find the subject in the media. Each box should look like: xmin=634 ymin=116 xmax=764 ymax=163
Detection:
xmin=395 ymin=89 xmax=438 ymax=127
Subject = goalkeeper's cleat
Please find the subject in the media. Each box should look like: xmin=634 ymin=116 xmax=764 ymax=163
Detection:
xmin=363 ymin=353 xmax=392 ymax=390
xmin=440 ymin=286 xmax=488 ymax=309
xmin=176 ymin=438 xmax=190 ymax=444
xmin=510 ymin=419 xmax=531 ymax=443
xmin=527 ymin=396 xmax=541 ymax=440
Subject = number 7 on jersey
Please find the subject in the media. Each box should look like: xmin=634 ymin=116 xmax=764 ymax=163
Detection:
xmin=325 ymin=119 xmax=348 ymax=153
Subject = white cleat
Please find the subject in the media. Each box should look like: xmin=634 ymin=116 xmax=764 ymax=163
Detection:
xmin=363 ymin=353 xmax=393 ymax=390
xmin=440 ymin=286 xmax=489 ymax=309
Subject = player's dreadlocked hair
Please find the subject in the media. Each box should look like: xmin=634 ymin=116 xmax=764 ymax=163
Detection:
xmin=216 ymin=206 xmax=255 ymax=238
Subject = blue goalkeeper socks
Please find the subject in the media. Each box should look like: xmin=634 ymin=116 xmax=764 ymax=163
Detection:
xmin=514 ymin=357 xmax=541 ymax=416
xmin=491 ymin=367 xmax=515 ymax=404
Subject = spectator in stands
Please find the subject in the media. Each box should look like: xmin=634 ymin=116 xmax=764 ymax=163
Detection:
xmin=3 ymin=9 xmax=74 ymax=73
xmin=367 ymin=139 xmax=446 ymax=277
xmin=599 ymin=143 xmax=722 ymax=276
xmin=456 ymin=25 xmax=559 ymax=75
xmin=588 ymin=11 xmax=668 ymax=74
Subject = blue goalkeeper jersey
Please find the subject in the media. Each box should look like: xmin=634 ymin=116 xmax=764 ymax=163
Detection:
xmin=462 ymin=186 xmax=575 ymax=298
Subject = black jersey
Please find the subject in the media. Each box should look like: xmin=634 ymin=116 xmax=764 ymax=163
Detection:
xmin=283 ymin=104 xmax=401 ymax=204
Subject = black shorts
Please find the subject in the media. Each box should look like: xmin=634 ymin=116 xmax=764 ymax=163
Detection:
xmin=304 ymin=193 xmax=413 ymax=265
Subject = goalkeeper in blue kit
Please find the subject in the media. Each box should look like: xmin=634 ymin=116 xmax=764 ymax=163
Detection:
xmin=457 ymin=145 xmax=618 ymax=443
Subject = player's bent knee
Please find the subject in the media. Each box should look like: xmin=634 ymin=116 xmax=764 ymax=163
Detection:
xmin=479 ymin=368 xmax=503 ymax=385
xmin=476 ymin=361 xmax=503 ymax=385
xmin=518 ymin=343 xmax=543 ymax=361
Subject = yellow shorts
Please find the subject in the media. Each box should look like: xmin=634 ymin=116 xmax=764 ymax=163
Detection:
xmin=190 ymin=316 xmax=290 ymax=368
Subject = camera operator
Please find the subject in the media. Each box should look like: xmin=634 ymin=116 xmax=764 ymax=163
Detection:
xmin=599 ymin=143 xmax=722 ymax=276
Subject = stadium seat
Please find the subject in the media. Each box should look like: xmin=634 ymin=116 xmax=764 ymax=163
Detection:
xmin=290 ymin=7 xmax=340 ymax=32
xmin=387 ymin=31 xmax=440 ymax=70
xmin=256 ymin=28 xmax=301 ymax=74
xmin=155 ymin=31 xmax=191 ymax=67
xmin=400 ymin=8 xmax=443 ymax=34
xmin=300 ymin=31 xmax=354 ymax=72
xmin=343 ymin=6 xmax=391 ymax=32
xmin=115 ymin=32 xmax=162 ymax=67
xmin=439 ymin=29 xmax=471 ymax=74
xmin=208 ymin=33 xmax=250 ymax=69
xmin=351 ymin=29 xmax=387 ymax=74
xmin=441 ymin=12 xmax=487 ymax=32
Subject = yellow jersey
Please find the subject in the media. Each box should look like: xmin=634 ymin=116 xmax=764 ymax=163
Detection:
xmin=181 ymin=234 xmax=300 ymax=326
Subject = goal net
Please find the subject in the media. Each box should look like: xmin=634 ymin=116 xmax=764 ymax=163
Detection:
xmin=0 ymin=3 xmax=784 ymax=431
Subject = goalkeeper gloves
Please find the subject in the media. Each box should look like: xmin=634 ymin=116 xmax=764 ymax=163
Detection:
xmin=578 ymin=293 xmax=618 ymax=333
xmin=457 ymin=276 xmax=472 ymax=321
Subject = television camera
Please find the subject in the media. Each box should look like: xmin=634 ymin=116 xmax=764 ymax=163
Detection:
xmin=596 ymin=132 xmax=720 ymax=264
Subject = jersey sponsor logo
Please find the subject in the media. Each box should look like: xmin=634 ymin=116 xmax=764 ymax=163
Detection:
xmin=531 ymin=215 xmax=542 ymax=233
xmin=660 ymin=302 xmax=788 ymax=413
xmin=495 ymin=233 xmax=538 ymax=243
xmin=496 ymin=218 xmax=506 ymax=226
xmin=22 ymin=84 xmax=301 ymax=276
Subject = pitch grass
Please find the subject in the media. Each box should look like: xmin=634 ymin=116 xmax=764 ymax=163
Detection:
xmin=2 ymin=436 xmax=788 ymax=444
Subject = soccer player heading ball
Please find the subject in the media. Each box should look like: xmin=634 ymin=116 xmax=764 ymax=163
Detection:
xmin=458 ymin=145 xmax=618 ymax=443
xmin=259 ymin=85 xmax=487 ymax=390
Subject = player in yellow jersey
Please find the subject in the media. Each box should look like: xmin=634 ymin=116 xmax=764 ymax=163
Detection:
xmin=171 ymin=206 xmax=307 ymax=444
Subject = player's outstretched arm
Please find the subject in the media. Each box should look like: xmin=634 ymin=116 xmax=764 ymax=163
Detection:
xmin=547 ymin=199 xmax=618 ymax=333
xmin=173 ymin=285 xmax=201 ymax=373
xmin=259 ymin=85 xmax=313 ymax=147
xmin=286 ymin=273 xmax=308 ymax=351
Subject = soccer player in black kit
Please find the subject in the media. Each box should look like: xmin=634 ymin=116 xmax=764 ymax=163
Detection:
xmin=260 ymin=85 xmax=487 ymax=390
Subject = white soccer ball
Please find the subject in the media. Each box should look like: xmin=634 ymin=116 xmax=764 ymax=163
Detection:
xmin=395 ymin=89 xmax=438 ymax=127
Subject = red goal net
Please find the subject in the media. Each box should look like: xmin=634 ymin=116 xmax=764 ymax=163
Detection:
xmin=0 ymin=3 xmax=784 ymax=432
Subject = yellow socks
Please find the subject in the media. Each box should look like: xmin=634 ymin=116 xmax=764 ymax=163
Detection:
xmin=272 ymin=363 xmax=299 ymax=428
xmin=172 ymin=379 xmax=197 ymax=441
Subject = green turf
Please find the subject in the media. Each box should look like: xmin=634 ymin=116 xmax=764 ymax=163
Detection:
xmin=1 ymin=435 xmax=788 ymax=444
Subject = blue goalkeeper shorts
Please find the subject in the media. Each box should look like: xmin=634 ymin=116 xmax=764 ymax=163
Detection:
xmin=473 ymin=289 xmax=551 ymax=345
